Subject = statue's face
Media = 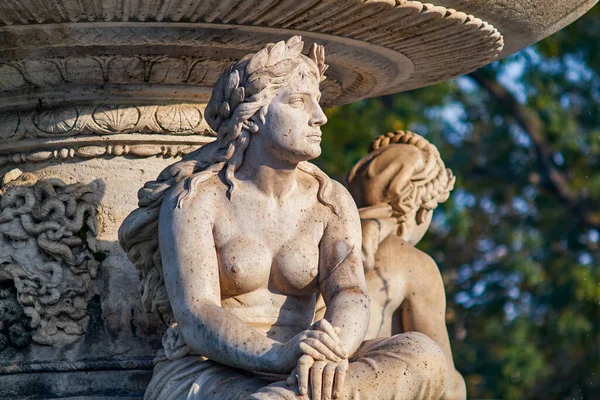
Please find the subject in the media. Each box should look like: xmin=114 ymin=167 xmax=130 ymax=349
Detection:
xmin=256 ymin=61 xmax=327 ymax=163
xmin=0 ymin=219 xmax=41 ymax=268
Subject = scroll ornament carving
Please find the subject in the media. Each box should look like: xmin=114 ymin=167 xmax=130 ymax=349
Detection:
xmin=0 ymin=170 xmax=101 ymax=346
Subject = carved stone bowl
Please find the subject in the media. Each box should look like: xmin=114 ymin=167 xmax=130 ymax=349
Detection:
xmin=0 ymin=0 xmax=596 ymax=110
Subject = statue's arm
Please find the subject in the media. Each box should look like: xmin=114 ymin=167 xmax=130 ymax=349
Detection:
xmin=319 ymin=182 xmax=370 ymax=356
xmin=158 ymin=184 xmax=283 ymax=373
xmin=401 ymin=251 xmax=467 ymax=399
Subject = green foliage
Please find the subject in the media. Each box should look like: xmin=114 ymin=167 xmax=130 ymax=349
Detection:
xmin=317 ymin=4 xmax=600 ymax=399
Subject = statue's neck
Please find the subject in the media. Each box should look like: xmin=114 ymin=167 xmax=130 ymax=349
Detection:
xmin=235 ymin=138 xmax=300 ymax=200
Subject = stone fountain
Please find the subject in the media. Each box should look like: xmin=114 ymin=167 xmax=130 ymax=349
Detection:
xmin=0 ymin=1 xmax=596 ymax=398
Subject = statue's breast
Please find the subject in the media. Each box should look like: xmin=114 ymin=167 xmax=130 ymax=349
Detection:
xmin=217 ymin=236 xmax=272 ymax=296
xmin=270 ymin=238 xmax=320 ymax=296
xmin=216 ymin=233 xmax=320 ymax=297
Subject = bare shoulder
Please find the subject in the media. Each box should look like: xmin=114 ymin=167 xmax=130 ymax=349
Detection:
xmin=406 ymin=245 xmax=445 ymax=302
xmin=410 ymin=244 xmax=438 ymax=271
xmin=378 ymin=236 xmax=440 ymax=279
xmin=160 ymin=172 xmax=226 ymax=224
xmin=328 ymin=179 xmax=361 ymax=221
xmin=331 ymin=179 xmax=358 ymax=208
xmin=297 ymin=167 xmax=359 ymax=222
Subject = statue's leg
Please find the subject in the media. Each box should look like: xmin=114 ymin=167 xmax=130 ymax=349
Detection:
xmin=145 ymin=355 xmax=271 ymax=400
xmin=342 ymin=332 xmax=448 ymax=399
xmin=246 ymin=381 xmax=302 ymax=400
xmin=247 ymin=332 xmax=447 ymax=400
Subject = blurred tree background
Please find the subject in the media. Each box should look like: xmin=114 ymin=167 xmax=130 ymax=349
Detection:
xmin=318 ymin=4 xmax=599 ymax=399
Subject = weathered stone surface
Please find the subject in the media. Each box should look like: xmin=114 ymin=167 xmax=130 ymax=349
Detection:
xmin=0 ymin=171 xmax=101 ymax=346
xmin=0 ymin=0 xmax=507 ymax=110
xmin=0 ymin=1 xmax=596 ymax=398
xmin=119 ymin=36 xmax=450 ymax=400
xmin=433 ymin=0 xmax=598 ymax=56
xmin=0 ymin=0 xmax=595 ymax=112
xmin=0 ymin=158 xmax=173 ymax=399
xmin=348 ymin=131 xmax=466 ymax=399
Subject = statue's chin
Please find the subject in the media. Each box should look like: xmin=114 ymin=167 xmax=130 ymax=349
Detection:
xmin=283 ymin=147 xmax=322 ymax=163
xmin=307 ymin=148 xmax=322 ymax=160
xmin=297 ymin=143 xmax=322 ymax=161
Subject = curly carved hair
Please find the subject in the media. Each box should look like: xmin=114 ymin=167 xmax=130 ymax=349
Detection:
xmin=347 ymin=130 xmax=455 ymax=236
xmin=119 ymin=36 xmax=336 ymax=326
xmin=0 ymin=175 xmax=99 ymax=344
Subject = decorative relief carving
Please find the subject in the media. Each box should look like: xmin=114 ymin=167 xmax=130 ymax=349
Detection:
xmin=107 ymin=56 xmax=145 ymax=84
xmin=0 ymin=112 xmax=20 ymax=141
xmin=0 ymin=284 xmax=33 ymax=351
xmin=21 ymin=59 xmax=68 ymax=86
xmin=0 ymin=64 xmax=26 ymax=90
xmin=32 ymin=107 xmax=78 ymax=135
xmin=0 ymin=144 xmax=200 ymax=167
xmin=155 ymin=104 xmax=202 ymax=133
xmin=0 ymin=170 xmax=101 ymax=346
xmin=64 ymin=56 xmax=105 ymax=84
xmin=0 ymin=103 xmax=213 ymax=140
xmin=0 ymin=56 xmax=233 ymax=89
xmin=92 ymin=105 xmax=141 ymax=133
xmin=0 ymin=1 xmax=501 ymax=107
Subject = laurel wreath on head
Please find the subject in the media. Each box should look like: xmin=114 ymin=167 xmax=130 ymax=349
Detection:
xmin=206 ymin=35 xmax=328 ymax=139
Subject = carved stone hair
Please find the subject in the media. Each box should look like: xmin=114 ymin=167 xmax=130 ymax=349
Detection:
xmin=346 ymin=130 xmax=455 ymax=236
xmin=0 ymin=175 xmax=99 ymax=345
xmin=119 ymin=36 xmax=335 ymax=326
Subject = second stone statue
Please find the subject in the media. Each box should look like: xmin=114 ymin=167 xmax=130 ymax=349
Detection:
xmin=119 ymin=36 xmax=448 ymax=400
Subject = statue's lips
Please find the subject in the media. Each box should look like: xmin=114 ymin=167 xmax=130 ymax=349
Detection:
xmin=306 ymin=133 xmax=322 ymax=141
xmin=0 ymin=253 xmax=13 ymax=265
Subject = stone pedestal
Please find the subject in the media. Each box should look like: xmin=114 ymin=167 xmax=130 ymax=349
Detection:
xmin=0 ymin=141 xmax=213 ymax=399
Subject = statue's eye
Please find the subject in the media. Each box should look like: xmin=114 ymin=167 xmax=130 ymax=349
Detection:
xmin=288 ymin=96 xmax=304 ymax=108
xmin=9 ymin=237 xmax=26 ymax=249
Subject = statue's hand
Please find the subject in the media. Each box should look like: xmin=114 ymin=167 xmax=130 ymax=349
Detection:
xmin=287 ymin=356 xmax=349 ymax=400
xmin=277 ymin=319 xmax=347 ymax=371
xmin=286 ymin=320 xmax=349 ymax=399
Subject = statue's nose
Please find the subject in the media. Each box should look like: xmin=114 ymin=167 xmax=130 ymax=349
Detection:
xmin=0 ymin=242 xmax=13 ymax=264
xmin=309 ymin=104 xmax=327 ymax=127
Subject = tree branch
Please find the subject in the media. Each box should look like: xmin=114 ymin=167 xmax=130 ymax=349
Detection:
xmin=468 ymin=69 xmax=599 ymax=229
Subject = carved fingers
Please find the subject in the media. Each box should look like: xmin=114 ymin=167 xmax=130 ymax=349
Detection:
xmin=287 ymin=320 xmax=349 ymax=399
xmin=300 ymin=331 xmax=345 ymax=361
xmin=321 ymin=362 xmax=337 ymax=399
xmin=332 ymin=359 xmax=348 ymax=399
xmin=311 ymin=360 xmax=327 ymax=399
xmin=295 ymin=320 xmax=346 ymax=362
xmin=311 ymin=319 xmax=347 ymax=358
xmin=287 ymin=356 xmax=348 ymax=400
xmin=297 ymin=354 xmax=313 ymax=396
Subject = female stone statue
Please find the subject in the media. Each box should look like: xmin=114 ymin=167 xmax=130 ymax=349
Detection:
xmin=344 ymin=131 xmax=467 ymax=399
xmin=119 ymin=37 xmax=447 ymax=400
